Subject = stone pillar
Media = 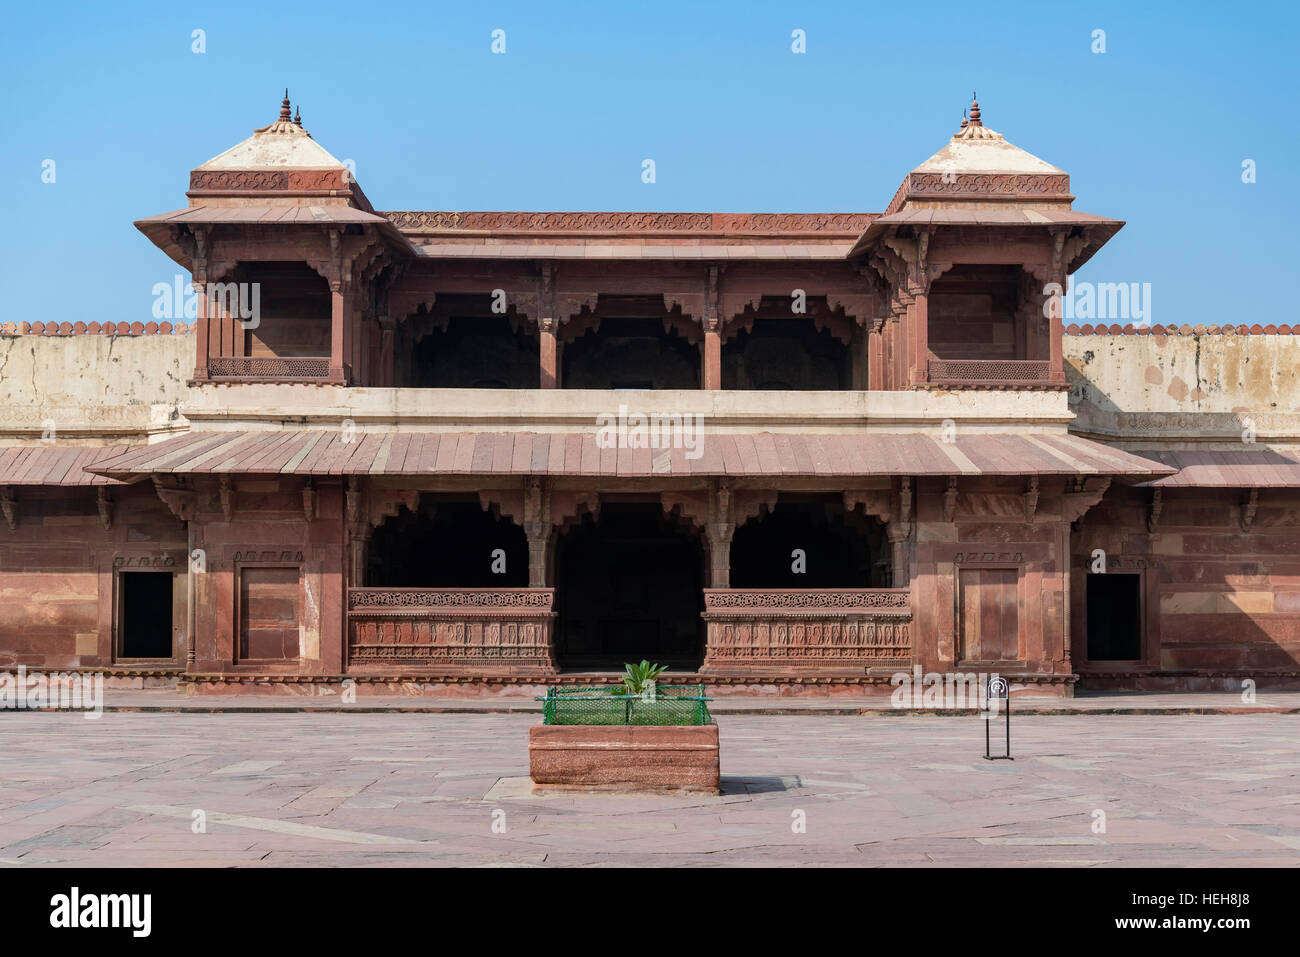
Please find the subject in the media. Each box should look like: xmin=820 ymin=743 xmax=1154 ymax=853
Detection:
xmin=525 ymin=522 xmax=552 ymax=586
xmin=702 ymin=323 xmax=722 ymax=390
xmin=866 ymin=318 xmax=884 ymax=390
xmin=704 ymin=522 xmax=734 ymax=588
xmin=910 ymin=291 xmax=929 ymax=387
xmin=539 ymin=318 xmax=559 ymax=389
xmin=193 ymin=278 xmax=210 ymax=379
xmin=378 ymin=316 xmax=396 ymax=387
xmin=329 ymin=280 xmax=346 ymax=382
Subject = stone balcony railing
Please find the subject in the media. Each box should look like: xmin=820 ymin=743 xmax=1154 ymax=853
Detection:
xmin=926 ymin=358 xmax=1063 ymax=390
xmin=700 ymin=588 xmax=912 ymax=673
xmin=346 ymin=587 xmax=556 ymax=673
xmin=206 ymin=356 xmax=332 ymax=380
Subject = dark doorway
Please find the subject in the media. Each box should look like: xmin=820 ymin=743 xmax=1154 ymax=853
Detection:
xmin=563 ymin=317 xmax=700 ymax=389
xmin=722 ymin=318 xmax=850 ymax=390
xmin=366 ymin=496 xmax=528 ymax=587
xmin=554 ymin=502 xmax=704 ymax=670
xmin=1086 ymin=573 xmax=1142 ymax=661
xmin=119 ymin=572 xmax=173 ymax=658
xmin=409 ymin=316 xmax=539 ymax=389
xmin=730 ymin=499 xmax=888 ymax=587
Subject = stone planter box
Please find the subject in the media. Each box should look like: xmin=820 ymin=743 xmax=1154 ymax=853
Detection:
xmin=529 ymin=723 xmax=720 ymax=794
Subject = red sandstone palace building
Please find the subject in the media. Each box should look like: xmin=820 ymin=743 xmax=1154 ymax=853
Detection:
xmin=2 ymin=95 xmax=1298 ymax=695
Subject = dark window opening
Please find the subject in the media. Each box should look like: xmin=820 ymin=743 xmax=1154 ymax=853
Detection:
xmin=409 ymin=316 xmax=539 ymax=389
xmin=367 ymin=495 xmax=529 ymax=587
xmin=554 ymin=501 xmax=704 ymax=669
xmin=234 ymin=261 xmax=331 ymax=359
xmin=729 ymin=498 xmax=889 ymax=588
xmin=722 ymin=318 xmax=849 ymax=390
xmin=563 ymin=317 xmax=699 ymax=389
xmin=927 ymin=264 xmax=1022 ymax=362
xmin=120 ymin=572 xmax=173 ymax=658
xmin=1086 ymin=573 xmax=1142 ymax=661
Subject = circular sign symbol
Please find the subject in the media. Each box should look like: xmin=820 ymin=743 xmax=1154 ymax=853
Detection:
xmin=987 ymin=676 xmax=1009 ymax=699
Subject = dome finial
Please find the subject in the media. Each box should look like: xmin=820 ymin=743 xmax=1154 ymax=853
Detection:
xmin=960 ymin=106 xmax=968 ymax=129
xmin=293 ymin=104 xmax=302 ymax=127
xmin=279 ymin=89 xmax=292 ymax=122
xmin=968 ymin=91 xmax=982 ymax=127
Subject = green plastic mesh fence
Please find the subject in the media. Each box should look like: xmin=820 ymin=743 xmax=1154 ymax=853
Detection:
xmin=539 ymin=685 xmax=712 ymax=726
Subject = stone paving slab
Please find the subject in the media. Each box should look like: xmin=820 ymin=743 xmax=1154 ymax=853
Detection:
xmin=21 ymin=689 xmax=1300 ymax=715
xmin=0 ymin=711 xmax=1296 ymax=866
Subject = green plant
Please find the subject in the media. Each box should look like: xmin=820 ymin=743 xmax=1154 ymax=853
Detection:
xmin=617 ymin=660 xmax=667 ymax=697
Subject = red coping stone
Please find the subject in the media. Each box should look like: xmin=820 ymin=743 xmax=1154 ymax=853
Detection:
xmin=58 ymin=322 xmax=72 ymax=334
xmin=144 ymin=321 xmax=158 ymax=333
xmin=73 ymin=321 xmax=86 ymax=333
xmin=130 ymin=321 xmax=144 ymax=334
xmin=1108 ymin=323 xmax=1122 ymax=334
xmin=1079 ymin=323 xmax=1094 ymax=334
xmin=1065 ymin=323 xmax=1080 ymax=334
xmin=1122 ymin=323 xmax=1136 ymax=334
xmin=1207 ymin=325 xmax=1220 ymax=334
xmin=1249 ymin=323 xmax=1264 ymax=334
xmin=1281 ymin=325 xmax=1294 ymax=334
xmin=1263 ymin=324 xmax=1278 ymax=334
xmin=159 ymin=321 xmax=172 ymax=334
xmin=1137 ymin=325 xmax=1151 ymax=335
xmin=30 ymin=322 xmax=44 ymax=333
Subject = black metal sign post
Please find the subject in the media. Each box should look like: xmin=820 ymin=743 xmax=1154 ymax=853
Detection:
xmin=983 ymin=675 xmax=1012 ymax=760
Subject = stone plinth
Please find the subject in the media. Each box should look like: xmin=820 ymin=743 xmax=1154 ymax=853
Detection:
xmin=528 ymin=723 xmax=720 ymax=793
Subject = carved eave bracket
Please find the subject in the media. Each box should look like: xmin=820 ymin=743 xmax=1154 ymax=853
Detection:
xmin=942 ymin=477 xmax=959 ymax=524
xmin=843 ymin=489 xmax=893 ymax=525
xmin=218 ymin=476 xmax=234 ymax=522
xmin=152 ymin=477 xmax=197 ymax=524
xmin=0 ymin=486 xmax=15 ymax=530
xmin=1147 ymin=488 xmax=1163 ymax=533
xmin=1023 ymin=476 xmax=1040 ymax=524
xmin=368 ymin=488 xmax=420 ymax=528
xmin=96 ymin=488 xmax=114 ymax=531
xmin=302 ymin=479 xmax=317 ymax=524
xmin=1062 ymin=477 xmax=1112 ymax=530
xmin=1241 ymin=488 xmax=1259 ymax=532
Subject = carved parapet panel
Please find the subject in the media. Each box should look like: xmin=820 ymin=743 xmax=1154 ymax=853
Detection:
xmin=346 ymin=587 xmax=557 ymax=672
xmin=701 ymin=588 xmax=913 ymax=671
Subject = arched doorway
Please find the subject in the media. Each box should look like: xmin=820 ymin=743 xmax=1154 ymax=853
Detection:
xmin=730 ymin=497 xmax=890 ymax=587
xmin=366 ymin=494 xmax=528 ymax=587
xmin=553 ymin=500 xmax=705 ymax=670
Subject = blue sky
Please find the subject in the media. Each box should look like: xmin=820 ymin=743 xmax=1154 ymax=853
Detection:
xmin=1 ymin=0 xmax=1294 ymax=327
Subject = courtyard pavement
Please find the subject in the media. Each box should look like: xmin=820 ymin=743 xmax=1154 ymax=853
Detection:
xmin=0 ymin=711 xmax=1297 ymax=866
xmin=68 ymin=688 xmax=1300 ymax=714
